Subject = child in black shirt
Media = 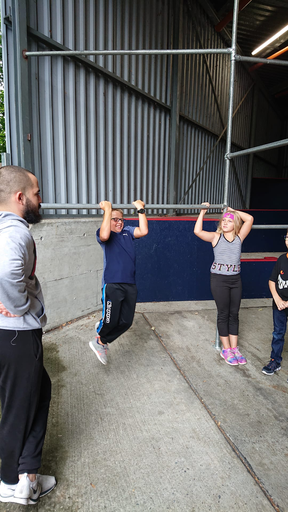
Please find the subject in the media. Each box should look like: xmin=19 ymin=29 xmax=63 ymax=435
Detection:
xmin=262 ymin=230 xmax=288 ymax=376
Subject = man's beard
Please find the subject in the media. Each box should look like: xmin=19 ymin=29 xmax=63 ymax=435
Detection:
xmin=23 ymin=197 xmax=42 ymax=224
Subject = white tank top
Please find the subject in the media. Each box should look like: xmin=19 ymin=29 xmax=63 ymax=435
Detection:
xmin=210 ymin=234 xmax=241 ymax=275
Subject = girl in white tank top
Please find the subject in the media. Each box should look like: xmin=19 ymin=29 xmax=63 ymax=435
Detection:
xmin=194 ymin=204 xmax=254 ymax=366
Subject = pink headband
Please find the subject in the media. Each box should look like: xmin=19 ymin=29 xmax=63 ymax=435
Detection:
xmin=223 ymin=212 xmax=234 ymax=220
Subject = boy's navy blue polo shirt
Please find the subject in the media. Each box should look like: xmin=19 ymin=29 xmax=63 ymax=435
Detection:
xmin=96 ymin=226 xmax=136 ymax=287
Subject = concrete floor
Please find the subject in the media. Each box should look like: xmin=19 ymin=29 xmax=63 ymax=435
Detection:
xmin=1 ymin=299 xmax=287 ymax=512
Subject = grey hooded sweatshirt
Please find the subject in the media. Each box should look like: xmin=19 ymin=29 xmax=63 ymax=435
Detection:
xmin=0 ymin=212 xmax=47 ymax=330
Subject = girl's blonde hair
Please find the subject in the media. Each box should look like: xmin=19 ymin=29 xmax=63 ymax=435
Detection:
xmin=216 ymin=211 xmax=243 ymax=236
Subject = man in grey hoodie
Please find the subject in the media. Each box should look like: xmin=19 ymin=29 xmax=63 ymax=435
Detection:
xmin=0 ymin=166 xmax=56 ymax=505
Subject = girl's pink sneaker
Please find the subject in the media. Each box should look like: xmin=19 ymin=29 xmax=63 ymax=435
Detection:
xmin=231 ymin=347 xmax=247 ymax=365
xmin=220 ymin=348 xmax=238 ymax=366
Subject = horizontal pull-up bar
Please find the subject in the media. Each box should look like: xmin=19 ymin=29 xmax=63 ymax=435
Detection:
xmin=24 ymin=48 xmax=232 ymax=58
xmin=41 ymin=203 xmax=226 ymax=210
xmin=226 ymin=138 xmax=288 ymax=159
xmin=23 ymin=48 xmax=288 ymax=70
xmin=40 ymin=204 xmax=288 ymax=229
xmin=251 ymin=225 xmax=288 ymax=230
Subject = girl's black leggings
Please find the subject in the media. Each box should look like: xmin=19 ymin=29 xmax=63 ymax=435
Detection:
xmin=210 ymin=273 xmax=242 ymax=337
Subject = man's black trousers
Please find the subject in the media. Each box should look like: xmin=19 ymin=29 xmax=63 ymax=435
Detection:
xmin=0 ymin=328 xmax=51 ymax=484
xmin=97 ymin=283 xmax=137 ymax=344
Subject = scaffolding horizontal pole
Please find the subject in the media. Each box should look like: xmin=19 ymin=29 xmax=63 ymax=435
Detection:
xmin=24 ymin=48 xmax=232 ymax=58
xmin=41 ymin=203 xmax=226 ymax=210
xmin=235 ymin=54 xmax=288 ymax=67
xmin=40 ymin=205 xmax=288 ymax=229
xmin=252 ymin=225 xmax=288 ymax=229
xmin=226 ymin=138 xmax=288 ymax=159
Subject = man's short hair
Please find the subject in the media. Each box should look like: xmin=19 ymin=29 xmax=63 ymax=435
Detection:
xmin=111 ymin=208 xmax=123 ymax=216
xmin=0 ymin=166 xmax=34 ymax=203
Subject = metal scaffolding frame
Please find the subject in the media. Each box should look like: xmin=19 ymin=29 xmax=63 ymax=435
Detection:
xmin=3 ymin=1 xmax=288 ymax=218
xmin=5 ymin=0 xmax=288 ymax=350
xmin=20 ymin=0 xmax=288 ymax=214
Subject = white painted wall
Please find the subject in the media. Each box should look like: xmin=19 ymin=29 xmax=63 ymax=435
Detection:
xmin=31 ymin=218 xmax=103 ymax=331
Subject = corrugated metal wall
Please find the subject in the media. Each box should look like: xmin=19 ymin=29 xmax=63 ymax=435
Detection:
xmin=1 ymin=0 xmax=284 ymax=213
xmin=27 ymin=0 xmax=173 ymax=214
xmin=178 ymin=1 xmax=254 ymax=211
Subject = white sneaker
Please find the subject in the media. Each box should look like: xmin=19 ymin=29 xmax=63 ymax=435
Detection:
xmin=38 ymin=474 xmax=57 ymax=497
xmin=95 ymin=320 xmax=100 ymax=332
xmin=13 ymin=473 xmax=41 ymax=505
xmin=0 ymin=480 xmax=17 ymax=503
xmin=0 ymin=473 xmax=56 ymax=505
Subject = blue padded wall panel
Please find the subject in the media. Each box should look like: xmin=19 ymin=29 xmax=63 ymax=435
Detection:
xmin=241 ymin=261 xmax=273 ymax=300
xmin=243 ymin=210 xmax=288 ymax=253
xmin=242 ymin=229 xmax=286 ymax=253
xmin=126 ymin=218 xmax=279 ymax=303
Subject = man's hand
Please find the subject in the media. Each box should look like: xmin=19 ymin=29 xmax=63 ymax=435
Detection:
xmin=0 ymin=301 xmax=18 ymax=317
xmin=132 ymin=200 xmax=145 ymax=211
xmin=99 ymin=201 xmax=112 ymax=212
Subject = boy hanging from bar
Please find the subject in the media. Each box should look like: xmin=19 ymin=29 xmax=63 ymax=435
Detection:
xmin=89 ymin=200 xmax=148 ymax=365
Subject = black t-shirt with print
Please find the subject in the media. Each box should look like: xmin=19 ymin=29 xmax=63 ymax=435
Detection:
xmin=270 ymin=253 xmax=288 ymax=310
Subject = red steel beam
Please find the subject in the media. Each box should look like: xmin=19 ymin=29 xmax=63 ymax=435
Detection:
xmin=249 ymin=45 xmax=288 ymax=72
xmin=275 ymin=89 xmax=288 ymax=98
xmin=215 ymin=0 xmax=252 ymax=32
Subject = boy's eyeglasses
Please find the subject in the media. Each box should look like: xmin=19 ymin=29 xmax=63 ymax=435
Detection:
xmin=284 ymin=235 xmax=288 ymax=240
xmin=111 ymin=218 xmax=124 ymax=224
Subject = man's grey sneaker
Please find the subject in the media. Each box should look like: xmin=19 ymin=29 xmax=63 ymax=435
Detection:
xmin=89 ymin=338 xmax=108 ymax=365
xmin=38 ymin=474 xmax=57 ymax=497
xmin=262 ymin=359 xmax=281 ymax=375
xmin=13 ymin=473 xmax=41 ymax=505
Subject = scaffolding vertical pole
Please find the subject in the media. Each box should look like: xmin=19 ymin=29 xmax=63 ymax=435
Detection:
xmin=246 ymin=84 xmax=258 ymax=208
xmin=216 ymin=0 xmax=239 ymax=351
xmin=11 ymin=0 xmax=31 ymax=170
xmin=223 ymin=0 xmax=239 ymax=206
xmin=215 ymin=328 xmax=221 ymax=352
xmin=168 ymin=1 xmax=181 ymax=212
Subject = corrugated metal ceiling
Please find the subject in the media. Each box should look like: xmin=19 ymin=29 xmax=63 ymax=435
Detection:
xmin=206 ymin=0 xmax=288 ymax=114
